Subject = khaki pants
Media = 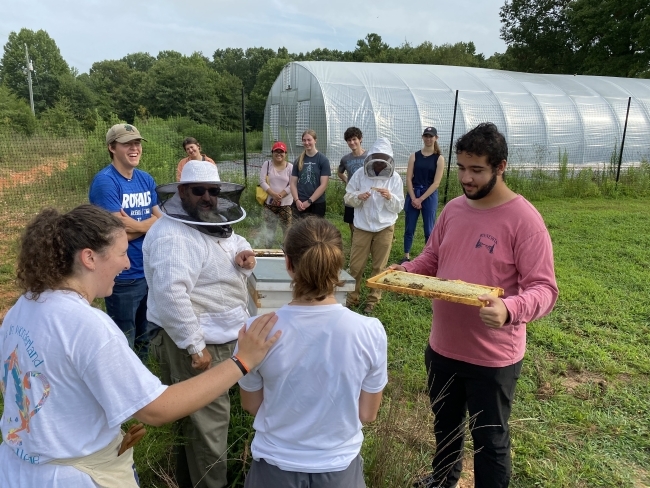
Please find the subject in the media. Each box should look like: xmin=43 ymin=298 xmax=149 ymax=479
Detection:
xmin=347 ymin=225 xmax=395 ymax=306
xmin=162 ymin=329 xmax=235 ymax=488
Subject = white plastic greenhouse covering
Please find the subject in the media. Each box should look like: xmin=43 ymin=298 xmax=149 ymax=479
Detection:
xmin=263 ymin=61 xmax=650 ymax=171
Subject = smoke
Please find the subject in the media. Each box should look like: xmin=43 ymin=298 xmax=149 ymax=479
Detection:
xmin=251 ymin=211 xmax=283 ymax=248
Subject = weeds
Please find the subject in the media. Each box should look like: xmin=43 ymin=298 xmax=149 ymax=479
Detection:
xmin=1 ymin=131 xmax=650 ymax=487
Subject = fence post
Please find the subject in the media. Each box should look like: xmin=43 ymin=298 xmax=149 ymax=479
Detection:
xmin=616 ymin=96 xmax=631 ymax=186
xmin=443 ymin=90 xmax=459 ymax=205
xmin=241 ymin=85 xmax=248 ymax=180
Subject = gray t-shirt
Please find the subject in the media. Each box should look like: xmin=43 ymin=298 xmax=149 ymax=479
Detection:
xmin=339 ymin=151 xmax=367 ymax=207
xmin=292 ymin=152 xmax=331 ymax=204
xmin=338 ymin=151 xmax=367 ymax=179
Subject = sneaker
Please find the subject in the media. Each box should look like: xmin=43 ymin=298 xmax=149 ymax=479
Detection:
xmin=363 ymin=303 xmax=376 ymax=314
xmin=400 ymin=257 xmax=410 ymax=264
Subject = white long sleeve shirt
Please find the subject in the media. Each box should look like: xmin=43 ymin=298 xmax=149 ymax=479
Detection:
xmin=344 ymin=170 xmax=404 ymax=232
xmin=144 ymin=215 xmax=253 ymax=354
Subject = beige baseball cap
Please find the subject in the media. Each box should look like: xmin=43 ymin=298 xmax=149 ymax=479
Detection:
xmin=106 ymin=123 xmax=148 ymax=144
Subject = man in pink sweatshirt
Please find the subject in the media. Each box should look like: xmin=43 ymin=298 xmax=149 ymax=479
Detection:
xmin=393 ymin=123 xmax=558 ymax=488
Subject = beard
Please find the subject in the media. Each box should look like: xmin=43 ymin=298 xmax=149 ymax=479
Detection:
xmin=463 ymin=170 xmax=498 ymax=200
xmin=181 ymin=198 xmax=224 ymax=223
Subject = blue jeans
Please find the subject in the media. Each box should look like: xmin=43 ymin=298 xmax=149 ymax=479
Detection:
xmin=404 ymin=187 xmax=438 ymax=254
xmin=104 ymin=277 xmax=158 ymax=361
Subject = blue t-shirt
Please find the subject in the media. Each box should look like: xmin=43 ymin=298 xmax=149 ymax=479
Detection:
xmin=89 ymin=164 xmax=158 ymax=280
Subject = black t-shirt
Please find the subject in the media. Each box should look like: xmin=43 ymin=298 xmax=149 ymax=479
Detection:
xmin=292 ymin=152 xmax=331 ymax=203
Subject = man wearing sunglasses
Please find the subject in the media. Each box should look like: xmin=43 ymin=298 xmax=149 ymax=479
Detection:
xmin=143 ymin=161 xmax=255 ymax=488
xmin=89 ymin=123 xmax=163 ymax=362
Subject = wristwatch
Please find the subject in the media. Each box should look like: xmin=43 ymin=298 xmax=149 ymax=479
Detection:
xmin=307 ymin=198 xmax=313 ymax=204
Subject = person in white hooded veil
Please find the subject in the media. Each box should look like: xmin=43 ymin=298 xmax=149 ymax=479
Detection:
xmin=143 ymin=161 xmax=255 ymax=488
xmin=343 ymin=138 xmax=405 ymax=314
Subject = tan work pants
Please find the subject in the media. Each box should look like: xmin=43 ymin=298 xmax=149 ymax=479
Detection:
xmin=347 ymin=225 xmax=395 ymax=306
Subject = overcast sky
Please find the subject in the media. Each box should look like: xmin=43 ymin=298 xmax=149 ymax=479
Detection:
xmin=2 ymin=0 xmax=508 ymax=73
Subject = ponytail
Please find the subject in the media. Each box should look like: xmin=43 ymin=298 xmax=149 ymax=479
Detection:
xmin=433 ymin=139 xmax=441 ymax=155
xmin=298 ymin=150 xmax=306 ymax=171
xmin=283 ymin=217 xmax=344 ymax=301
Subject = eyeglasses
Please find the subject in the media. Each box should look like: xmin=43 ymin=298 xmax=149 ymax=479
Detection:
xmin=190 ymin=186 xmax=220 ymax=197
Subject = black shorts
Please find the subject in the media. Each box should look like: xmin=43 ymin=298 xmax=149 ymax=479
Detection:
xmin=343 ymin=205 xmax=355 ymax=224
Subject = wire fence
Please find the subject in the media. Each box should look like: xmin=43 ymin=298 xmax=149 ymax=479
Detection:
xmin=1 ymin=91 xmax=649 ymax=235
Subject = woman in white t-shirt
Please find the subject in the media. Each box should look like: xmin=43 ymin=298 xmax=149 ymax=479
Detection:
xmin=0 ymin=204 xmax=280 ymax=488
xmin=239 ymin=217 xmax=388 ymax=488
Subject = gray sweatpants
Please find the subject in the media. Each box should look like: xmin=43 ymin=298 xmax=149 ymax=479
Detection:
xmin=244 ymin=455 xmax=366 ymax=488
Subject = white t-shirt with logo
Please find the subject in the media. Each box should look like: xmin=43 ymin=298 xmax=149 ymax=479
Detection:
xmin=238 ymin=303 xmax=388 ymax=473
xmin=0 ymin=290 xmax=167 ymax=487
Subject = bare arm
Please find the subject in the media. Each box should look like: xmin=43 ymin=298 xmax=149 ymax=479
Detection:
xmin=405 ymin=153 xmax=416 ymax=200
xmin=290 ymin=175 xmax=299 ymax=202
xmin=420 ymin=156 xmax=445 ymax=200
xmin=359 ymin=390 xmax=383 ymax=423
xmin=240 ymin=388 xmax=264 ymax=416
xmin=133 ymin=313 xmax=280 ymax=426
xmin=259 ymin=161 xmax=271 ymax=192
xmin=114 ymin=209 xmax=159 ymax=241
xmin=338 ymin=170 xmax=348 ymax=184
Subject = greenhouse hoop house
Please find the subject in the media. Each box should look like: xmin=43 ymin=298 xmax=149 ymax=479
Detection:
xmin=262 ymin=61 xmax=650 ymax=172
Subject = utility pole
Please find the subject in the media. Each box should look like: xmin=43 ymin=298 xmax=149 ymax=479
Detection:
xmin=24 ymin=43 xmax=35 ymax=115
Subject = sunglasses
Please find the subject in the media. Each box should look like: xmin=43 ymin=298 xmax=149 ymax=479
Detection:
xmin=273 ymin=150 xmax=286 ymax=154
xmin=190 ymin=186 xmax=220 ymax=197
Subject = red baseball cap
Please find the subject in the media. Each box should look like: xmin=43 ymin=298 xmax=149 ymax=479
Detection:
xmin=272 ymin=141 xmax=287 ymax=152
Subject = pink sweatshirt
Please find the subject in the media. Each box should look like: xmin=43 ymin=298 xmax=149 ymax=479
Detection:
xmin=403 ymin=195 xmax=558 ymax=367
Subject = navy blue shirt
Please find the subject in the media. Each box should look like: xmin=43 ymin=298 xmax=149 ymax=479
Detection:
xmin=89 ymin=164 xmax=158 ymax=280
xmin=412 ymin=151 xmax=440 ymax=189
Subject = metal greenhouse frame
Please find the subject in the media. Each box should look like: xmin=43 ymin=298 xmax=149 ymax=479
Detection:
xmin=262 ymin=61 xmax=650 ymax=172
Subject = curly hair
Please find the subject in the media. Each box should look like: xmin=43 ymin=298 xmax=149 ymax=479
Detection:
xmin=283 ymin=217 xmax=344 ymax=302
xmin=16 ymin=205 xmax=124 ymax=300
xmin=455 ymin=122 xmax=508 ymax=170
xmin=344 ymin=127 xmax=363 ymax=142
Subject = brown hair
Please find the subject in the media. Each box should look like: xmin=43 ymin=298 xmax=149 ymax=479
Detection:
xmin=344 ymin=127 xmax=362 ymax=141
xmin=182 ymin=137 xmax=201 ymax=150
xmin=297 ymin=129 xmax=318 ymax=171
xmin=108 ymin=141 xmax=116 ymax=160
xmin=423 ymin=137 xmax=442 ymax=155
xmin=16 ymin=205 xmax=125 ymax=300
xmin=283 ymin=217 xmax=344 ymax=301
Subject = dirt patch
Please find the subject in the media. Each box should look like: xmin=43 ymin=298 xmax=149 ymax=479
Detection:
xmin=458 ymin=455 xmax=475 ymax=488
xmin=560 ymin=370 xmax=607 ymax=393
xmin=631 ymin=465 xmax=650 ymax=488
xmin=0 ymin=159 xmax=68 ymax=191
xmin=536 ymin=380 xmax=555 ymax=400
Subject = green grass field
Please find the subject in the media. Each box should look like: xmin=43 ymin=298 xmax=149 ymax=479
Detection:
xmin=1 ymin=172 xmax=649 ymax=486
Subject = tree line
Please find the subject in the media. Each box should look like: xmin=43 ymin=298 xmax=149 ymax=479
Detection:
xmin=1 ymin=1 xmax=648 ymax=136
